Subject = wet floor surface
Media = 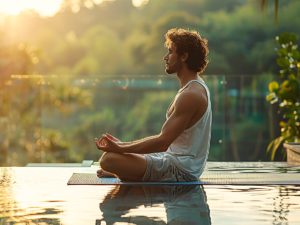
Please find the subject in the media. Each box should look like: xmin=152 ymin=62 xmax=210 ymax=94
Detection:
xmin=1 ymin=163 xmax=300 ymax=225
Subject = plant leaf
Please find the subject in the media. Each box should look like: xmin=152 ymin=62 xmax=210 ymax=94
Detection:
xmin=281 ymin=32 xmax=292 ymax=44
xmin=290 ymin=33 xmax=298 ymax=42
xmin=269 ymin=81 xmax=279 ymax=92
xmin=277 ymin=48 xmax=288 ymax=56
xmin=288 ymin=74 xmax=297 ymax=80
xmin=277 ymin=57 xmax=290 ymax=68
xmin=266 ymin=139 xmax=275 ymax=155
xmin=271 ymin=136 xmax=284 ymax=161
xmin=291 ymin=50 xmax=300 ymax=60
xmin=279 ymin=121 xmax=287 ymax=127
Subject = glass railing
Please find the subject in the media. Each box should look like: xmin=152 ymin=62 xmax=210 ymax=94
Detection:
xmin=0 ymin=74 xmax=279 ymax=166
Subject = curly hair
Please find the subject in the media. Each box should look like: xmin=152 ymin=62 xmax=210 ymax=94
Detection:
xmin=164 ymin=28 xmax=209 ymax=74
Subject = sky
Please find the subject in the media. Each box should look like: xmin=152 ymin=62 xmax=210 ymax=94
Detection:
xmin=0 ymin=0 xmax=147 ymax=17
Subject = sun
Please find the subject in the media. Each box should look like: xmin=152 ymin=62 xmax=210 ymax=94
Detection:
xmin=0 ymin=0 xmax=63 ymax=16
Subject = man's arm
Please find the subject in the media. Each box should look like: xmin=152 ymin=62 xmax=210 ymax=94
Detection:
xmin=103 ymin=133 xmax=159 ymax=146
xmin=117 ymin=135 xmax=160 ymax=146
xmin=96 ymin=91 xmax=202 ymax=154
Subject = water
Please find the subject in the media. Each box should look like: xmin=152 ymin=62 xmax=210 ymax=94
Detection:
xmin=1 ymin=163 xmax=300 ymax=225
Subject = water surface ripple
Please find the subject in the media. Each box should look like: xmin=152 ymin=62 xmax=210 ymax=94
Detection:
xmin=0 ymin=164 xmax=300 ymax=225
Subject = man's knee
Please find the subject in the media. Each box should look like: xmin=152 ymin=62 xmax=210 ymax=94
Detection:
xmin=99 ymin=152 xmax=119 ymax=171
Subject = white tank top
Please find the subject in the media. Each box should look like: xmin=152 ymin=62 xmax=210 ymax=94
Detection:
xmin=165 ymin=79 xmax=212 ymax=181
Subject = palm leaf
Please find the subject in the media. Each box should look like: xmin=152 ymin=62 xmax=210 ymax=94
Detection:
xmin=275 ymin=0 xmax=278 ymax=28
xmin=266 ymin=138 xmax=275 ymax=154
xmin=266 ymin=136 xmax=286 ymax=161
xmin=270 ymin=136 xmax=284 ymax=161
xmin=259 ymin=0 xmax=278 ymax=28
xmin=260 ymin=0 xmax=267 ymax=21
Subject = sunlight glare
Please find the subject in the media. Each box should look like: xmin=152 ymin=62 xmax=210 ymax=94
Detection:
xmin=0 ymin=0 xmax=62 ymax=16
xmin=132 ymin=0 xmax=149 ymax=7
xmin=0 ymin=0 xmax=149 ymax=16
xmin=93 ymin=0 xmax=104 ymax=5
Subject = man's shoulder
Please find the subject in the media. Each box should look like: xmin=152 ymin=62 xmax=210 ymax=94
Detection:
xmin=187 ymin=81 xmax=207 ymax=95
xmin=183 ymin=82 xmax=207 ymax=101
xmin=174 ymin=82 xmax=208 ymax=112
xmin=175 ymin=87 xmax=207 ymax=110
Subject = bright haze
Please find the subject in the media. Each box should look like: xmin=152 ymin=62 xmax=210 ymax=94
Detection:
xmin=0 ymin=0 xmax=147 ymax=16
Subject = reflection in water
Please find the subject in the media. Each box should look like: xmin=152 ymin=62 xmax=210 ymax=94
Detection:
xmin=99 ymin=185 xmax=211 ymax=225
xmin=0 ymin=168 xmax=62 ymax=224
xmin=1 ymin=167 xmax=300 ymax=224
xmin=272 ymin=186 xmax=297 ymax=225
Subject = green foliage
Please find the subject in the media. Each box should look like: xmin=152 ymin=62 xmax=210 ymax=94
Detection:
xmin=1 ymin=1 xmax=300 ymax=76
xmin=0 ymin=75 xmax=91 ymax=166
xmin=2 ymin=0 xmax=300 ymax=164
xmin=121 ymin=91 xmax=175 ymax=141
xmin=266 ymin=32 xmax=300 ymax=160
xmin=0 ymin=29 xmax=91 ymax=165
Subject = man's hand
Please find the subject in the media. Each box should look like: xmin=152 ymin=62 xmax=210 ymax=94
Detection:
xmin=105 ymin=133 xmax=121 ymax=143
xmin=95 ymin=134 xmax=122 ymax=153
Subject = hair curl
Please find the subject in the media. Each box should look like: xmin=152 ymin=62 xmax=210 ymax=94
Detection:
xmin=164 ymin=28 xmax=209 ymax=74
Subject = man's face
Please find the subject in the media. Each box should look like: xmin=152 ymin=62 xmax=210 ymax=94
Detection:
xmin=163 ymin=45 xmax=182 ymax=74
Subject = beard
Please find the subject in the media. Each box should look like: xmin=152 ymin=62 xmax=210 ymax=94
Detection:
xmin=165 ymin=57 xmax=182 ymax=74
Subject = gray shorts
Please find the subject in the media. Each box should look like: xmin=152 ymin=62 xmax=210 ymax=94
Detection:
xmin=142 ymin=152 xmax=194 ymax=182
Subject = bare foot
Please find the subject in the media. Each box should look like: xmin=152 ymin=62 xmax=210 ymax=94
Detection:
xmin=97 ymin=168 xmax=116 ymax=178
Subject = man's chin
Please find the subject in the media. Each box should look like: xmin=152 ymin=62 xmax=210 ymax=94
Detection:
xmin=165 ymin=69 xmax=176 ymax=74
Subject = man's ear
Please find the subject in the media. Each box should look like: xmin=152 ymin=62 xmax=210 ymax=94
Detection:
xmin=181 ymin=52 xmax=188 ymax=62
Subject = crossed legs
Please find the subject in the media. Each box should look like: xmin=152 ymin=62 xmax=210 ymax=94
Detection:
xmin=97 ymin=152 xmax=147 ymax=182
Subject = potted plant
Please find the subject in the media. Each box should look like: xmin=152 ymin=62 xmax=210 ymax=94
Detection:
xmin=266 ymin=32 xmax=300 ymax=161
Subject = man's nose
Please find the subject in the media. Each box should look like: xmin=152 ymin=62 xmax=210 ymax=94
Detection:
xmin=163 ymin=53 xmax=168 ymax=61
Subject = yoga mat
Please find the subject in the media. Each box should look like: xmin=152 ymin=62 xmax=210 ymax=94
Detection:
xmin=67 ymin=173 xmax=300 ymax=185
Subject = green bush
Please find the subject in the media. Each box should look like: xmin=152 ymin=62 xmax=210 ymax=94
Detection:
xmin=266 ymin=32 xmax=300 ymax=160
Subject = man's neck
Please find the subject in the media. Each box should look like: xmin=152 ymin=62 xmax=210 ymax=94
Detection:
xmin=177 ymin=69 xmax=200 ymax=88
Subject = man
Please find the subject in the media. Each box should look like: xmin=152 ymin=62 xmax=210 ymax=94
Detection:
xmin=95 ymin=28 xmax=211 ymax=182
